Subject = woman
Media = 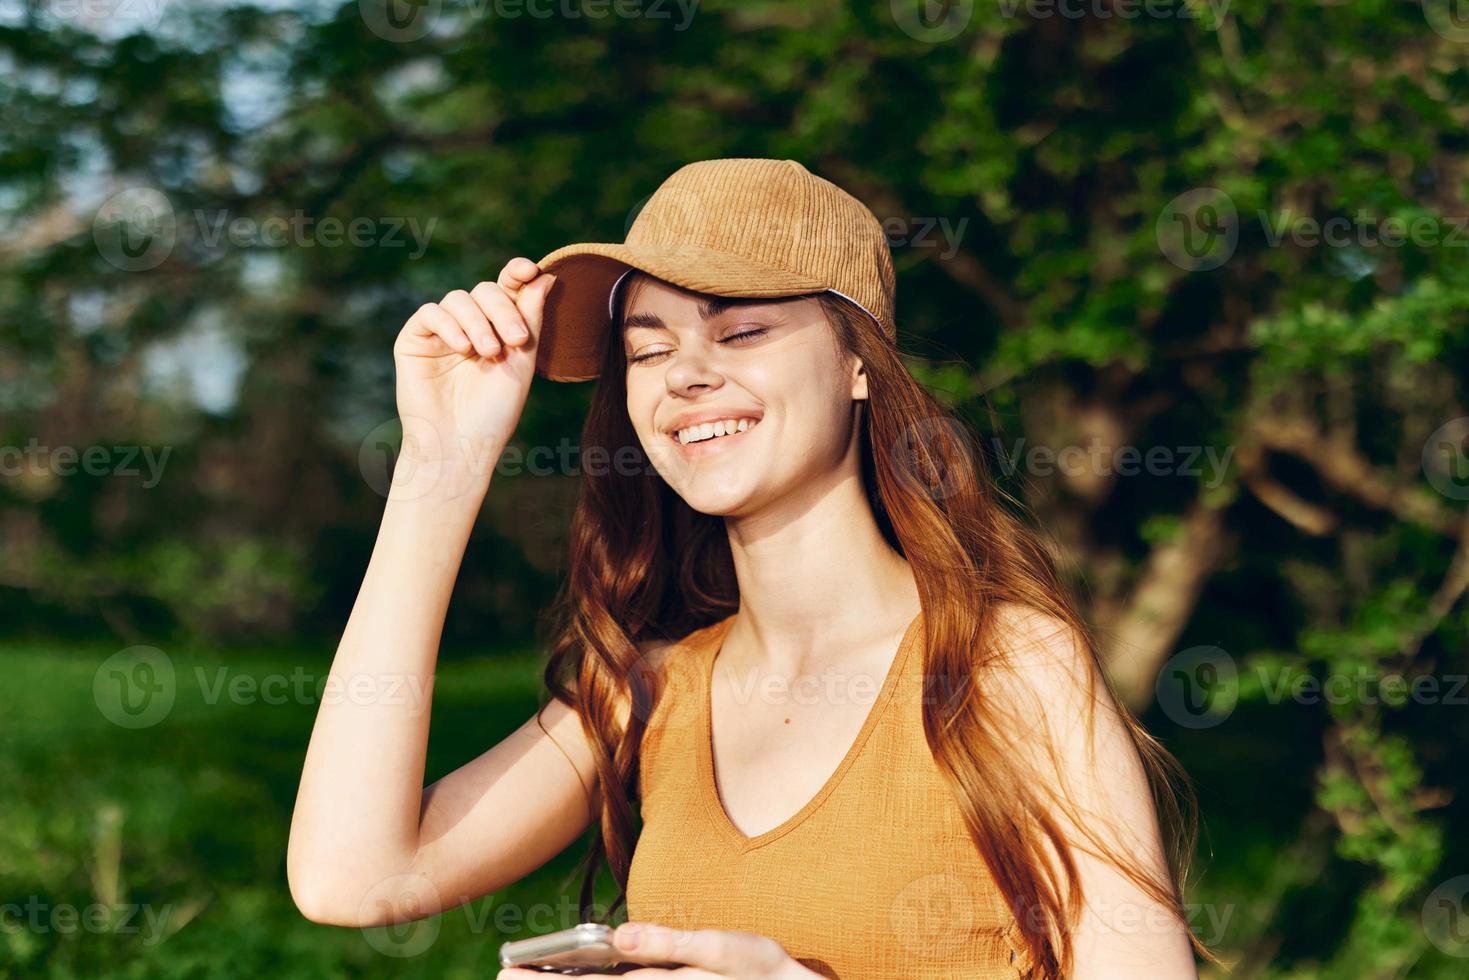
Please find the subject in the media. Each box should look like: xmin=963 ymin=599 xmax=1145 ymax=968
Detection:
xmin=288 ymin=159 xmax=1211 ymax=979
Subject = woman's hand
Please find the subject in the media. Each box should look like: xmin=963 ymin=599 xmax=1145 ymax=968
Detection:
xmin=496 ymin=922 xmax=821 ymax=980
xmin=392 ymin=256 xmax=554 ymax=466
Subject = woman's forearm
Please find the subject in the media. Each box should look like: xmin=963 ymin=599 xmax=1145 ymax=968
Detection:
xmin=287 ymin=453 xmax=495 ymax=921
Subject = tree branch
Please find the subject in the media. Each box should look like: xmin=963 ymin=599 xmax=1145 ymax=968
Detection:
xmin=1100 ymin=490 xmax=1236 ymax=711
xmin=1247 ymin=416 xmax=1460 ymax=536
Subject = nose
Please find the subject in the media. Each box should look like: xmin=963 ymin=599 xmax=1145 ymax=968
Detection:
xmin=664 ymin=346 xmax=725 ymax=398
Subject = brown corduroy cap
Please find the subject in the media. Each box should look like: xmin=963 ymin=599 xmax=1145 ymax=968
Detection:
xmin=533 ymin=158 xmax=897 ymax=382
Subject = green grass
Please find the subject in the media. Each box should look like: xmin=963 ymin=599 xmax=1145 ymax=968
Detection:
xmin=0 ymin=640 xmax=610 ymax=979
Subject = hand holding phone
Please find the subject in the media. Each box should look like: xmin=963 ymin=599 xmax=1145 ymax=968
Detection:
xmin=498 ymin=922 xmax=683 ymax=973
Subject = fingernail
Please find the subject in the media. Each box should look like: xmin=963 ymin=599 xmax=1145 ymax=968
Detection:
xmin=619 ymin=924 xmax=642 ymax=949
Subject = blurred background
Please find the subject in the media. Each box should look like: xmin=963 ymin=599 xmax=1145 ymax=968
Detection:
xmin=3 ymin=0 xmax=1468 ymax=976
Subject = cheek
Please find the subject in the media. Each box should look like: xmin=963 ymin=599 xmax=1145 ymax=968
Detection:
xmin=626 ymin=387 xmax=657 ymax=440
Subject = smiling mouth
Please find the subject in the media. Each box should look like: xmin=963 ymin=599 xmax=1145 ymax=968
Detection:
xmin=669 ymin=417 xmax=762 ymax=446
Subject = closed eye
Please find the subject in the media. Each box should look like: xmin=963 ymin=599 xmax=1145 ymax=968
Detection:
xmin=628 ymin=328 xmax=768 ymax=365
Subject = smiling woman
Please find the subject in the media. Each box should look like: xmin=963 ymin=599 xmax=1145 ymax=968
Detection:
xmin=287 ymin=158 xmax=1214 ymax=980
xmin=532 ymin=242 xmax=1212 ymax=976
xmin=515 ymin=160 xmax=1214 ymax=978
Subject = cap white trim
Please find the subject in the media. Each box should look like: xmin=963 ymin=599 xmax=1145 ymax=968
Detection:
xmin=823 ymin=287 xmax=885 ymax=329
xmin=607 ymin=268 xmax=635 ymax=319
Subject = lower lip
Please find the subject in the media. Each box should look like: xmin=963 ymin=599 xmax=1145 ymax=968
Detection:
xmin=669 ymin=422 xmax=761 ymax=458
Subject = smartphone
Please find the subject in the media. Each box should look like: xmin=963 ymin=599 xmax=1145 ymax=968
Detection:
xmin=498 ymin=922 xmax=681 ymax=974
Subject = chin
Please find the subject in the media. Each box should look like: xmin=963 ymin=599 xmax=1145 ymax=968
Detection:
xmin=670 ymin=475 xmax=765 ymax=518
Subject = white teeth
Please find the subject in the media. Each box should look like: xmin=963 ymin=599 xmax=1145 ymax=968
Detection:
xmin=674 ymin=417 xmax=759 ymax=444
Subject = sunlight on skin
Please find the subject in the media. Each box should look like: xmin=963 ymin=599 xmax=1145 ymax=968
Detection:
xmin=621 ymin=279 xmax=865 ymax=518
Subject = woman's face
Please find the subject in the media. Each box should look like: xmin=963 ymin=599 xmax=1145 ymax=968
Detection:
xmin=622 ymin=277 xmax=868 ymax=517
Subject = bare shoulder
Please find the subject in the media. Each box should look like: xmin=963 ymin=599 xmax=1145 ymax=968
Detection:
xmin=989 ymin=601 xmax=1092 ymax=675
xmin=985 ymin=601 xmax=1119 ymax=727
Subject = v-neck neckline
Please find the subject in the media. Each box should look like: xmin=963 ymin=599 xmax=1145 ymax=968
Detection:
xmin=695 ymin=609 xmax=924 ymax=854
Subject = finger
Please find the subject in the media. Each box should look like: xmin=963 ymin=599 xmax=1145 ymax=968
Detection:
xmin=469 ymin=281 xmax=531 ymax=348
xmin=440 ymin=289 xmax=498 ymax=358
xmin=405 ymin=302 xmax=473 ymax=356
xmin=515 ymin=273 xmax=556 ymax=341
xmin=497 ymin=256 xmax=542 ymax=295
xmin=613 ymin=923 xmax=781 ymax=974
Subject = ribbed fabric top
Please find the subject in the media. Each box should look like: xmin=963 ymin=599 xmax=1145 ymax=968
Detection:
xmin=628 ymin=612 xmax=1034 ymax=979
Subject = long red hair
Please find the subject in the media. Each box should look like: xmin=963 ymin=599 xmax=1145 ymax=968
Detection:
xmin=538 ymin=273 xmax=1212 ymax=976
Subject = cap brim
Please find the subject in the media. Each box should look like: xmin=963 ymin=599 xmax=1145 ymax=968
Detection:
xmin=533 ymin=242 xmax=828 ymax=382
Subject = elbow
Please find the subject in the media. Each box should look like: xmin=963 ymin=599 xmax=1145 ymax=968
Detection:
xmin=287 ymin=856 xmax=370 ymax=927
xmin=286 ymin=849 xmax=431 ymax=928
xmin=288 ymin=874 xmax=351 ymax=927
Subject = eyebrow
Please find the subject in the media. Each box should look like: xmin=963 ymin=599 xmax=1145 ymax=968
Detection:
xmin=621 ymin=296 xmax=764 ymax=332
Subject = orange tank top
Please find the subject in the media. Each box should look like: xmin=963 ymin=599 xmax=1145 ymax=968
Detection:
xmin=627 ymin=611 xmax=1035 ymax=980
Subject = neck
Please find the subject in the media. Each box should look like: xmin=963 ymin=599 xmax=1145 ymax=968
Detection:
xmin=720 ymin=456 xmax=921 ymax=673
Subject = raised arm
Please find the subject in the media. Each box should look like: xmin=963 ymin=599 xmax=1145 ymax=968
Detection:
xmin=286 ymin=259 xmax=617 ymax=926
